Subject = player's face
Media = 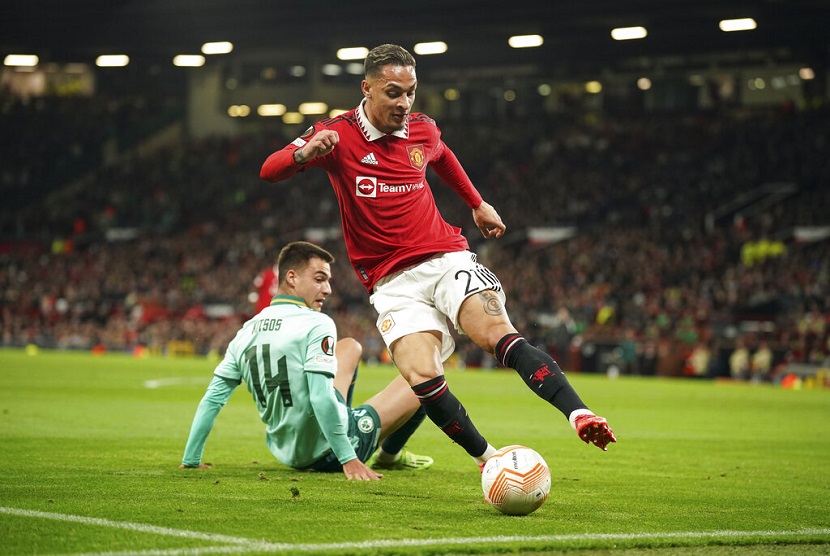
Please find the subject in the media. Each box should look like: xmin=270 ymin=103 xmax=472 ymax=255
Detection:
xmin=291 ymin=256 xmax=332 ymax=311
xmin=362 ymin=64 xmax=417 ymax=134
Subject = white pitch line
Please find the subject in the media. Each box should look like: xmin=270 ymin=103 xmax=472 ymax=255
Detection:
xmin=143 ymin=377 xmax=208 ymax=389
xmin=3 ymin=506 xmax=829 ymax=555
xmin=287 ymin=529 xmax=830 ymax=552
xmin=65 ymin=529 xmax=830 ymax=556
xmin=69 ymin=549 xmax=265 ymax=556
xmin=0 ymin=507 xmax=277 ymax=547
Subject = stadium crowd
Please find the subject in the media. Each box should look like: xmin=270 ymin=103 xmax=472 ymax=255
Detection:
xmin=2 ymin=93 xmax=829 ymax=379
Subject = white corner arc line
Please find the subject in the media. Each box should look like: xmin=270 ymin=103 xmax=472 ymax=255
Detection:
xmin=2 ymin=507 xmax=829 ymax=555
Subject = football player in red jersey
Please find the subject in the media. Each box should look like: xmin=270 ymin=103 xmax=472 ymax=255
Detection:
xmin=252 ymin=262 xmax=279 ymax=314
xmin=261 ymin=44 xmax=615 ymax=468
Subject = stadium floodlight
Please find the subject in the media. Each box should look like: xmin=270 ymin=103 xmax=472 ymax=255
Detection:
xmin=4 ymin=54 xmax=39 ymax=67
xmin=611 ymin=26 xmax=648 ymax=41
xmin=173 ymin=54 xmax=206 ymax=67
xmin=282 ymin=112 xmax=304 ymax=124
xmin=718 ymin=18 xmax=757 ymax=32
xmin=585 ymin=80 xmax=603 ymax=94
xmin=257 ymin=104 xmax=287 ymax=116
xmin=96 ymin=55 xmax=129 ymax=68
xmin=345 ymin=63 xmax=364 ymax=75
xmin=202 ymin=41 xmax=234 ymax=55
xmin=413 ymin=41 xmax=447 ymax=55
xmin=508 ymin=34 xmax=544 ymax=49
xmin=337 ymin=47 xmax=368 ymax=60
xmin=299 ymin=102 xmax=328 ymax=115
xmin=321 ymin=64 xmax=342 ymax=76
xmin=227 ymin=105 xmax=250 ymax=117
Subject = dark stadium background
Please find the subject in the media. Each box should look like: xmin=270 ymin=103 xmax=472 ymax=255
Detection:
xmin=2 ymin=1 xmax=829 ymax=383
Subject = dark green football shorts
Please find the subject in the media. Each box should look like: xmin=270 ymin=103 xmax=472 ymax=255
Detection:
xmin=306 ymin=395 xmax=381 ymax=472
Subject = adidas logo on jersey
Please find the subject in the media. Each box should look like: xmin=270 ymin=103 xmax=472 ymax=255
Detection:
xmin=360 ymin=152 xmax=378 ymax=165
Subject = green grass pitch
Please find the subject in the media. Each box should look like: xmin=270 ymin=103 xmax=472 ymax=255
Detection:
xmin=1 ymin=348 xmax=828 ymax=555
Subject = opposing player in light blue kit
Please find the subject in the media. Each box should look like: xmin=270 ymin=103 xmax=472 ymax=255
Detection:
xmin=180 ymin=241 xmax=432 ymax=480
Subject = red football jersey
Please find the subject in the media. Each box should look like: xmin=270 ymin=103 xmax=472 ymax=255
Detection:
xmin=261 ymin=101 xmax=483 ymax=291
xmin=253 ymin=265 xmax=279 ymax=314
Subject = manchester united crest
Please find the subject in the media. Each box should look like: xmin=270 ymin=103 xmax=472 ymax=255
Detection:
xmin=379 ymin=316 xmax=395 ymax=335
xmin=407 ymin=144 xmax=426 ymax=170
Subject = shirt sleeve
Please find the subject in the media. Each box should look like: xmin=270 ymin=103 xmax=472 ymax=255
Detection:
xmin=180 ymin=374 xmax=239 ymax=467
xmin=306 ymin=371 xmax=358 ymax=465
xmin=260 ymin=147 xmax=304 ymax=183
xmin=304 ymin=316 xmax=338 ymax=375
xmin=260 ymin=124 xmax=328 ymax=182
xmin=429 ymin=140 xmax=483 ymax=209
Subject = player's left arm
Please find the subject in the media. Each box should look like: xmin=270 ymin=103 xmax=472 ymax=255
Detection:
xmin=430 ymin=140 xmax=506 ymax=239
xmin=304 ymin=319 xmax=376 ymax=479
xmin=430 ymin=140 xmax=482 ymax=208
xmin=306 ymin=372 xmax=374 ymax=479
xmin=471 ymin=200 xmax=506 ymax=239
xmin=179 ymin=374 xmax=238 ymax=468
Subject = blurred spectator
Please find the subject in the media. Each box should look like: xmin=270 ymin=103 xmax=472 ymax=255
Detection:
xmin=751 ymin=339 xmax=774 ymax=382
xmin=729 ymin=338 xmax=751 ymax=380
xmin=251 ymin=261 xmax=279 ymax=314
xmin=546 ymin=307 xmax=577 ymax=369
xmin=685 ymin=340 xmax=712 ymax=378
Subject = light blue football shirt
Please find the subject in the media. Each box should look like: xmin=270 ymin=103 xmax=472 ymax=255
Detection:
xmin=209 ymin=295 xmax=351 ymax=467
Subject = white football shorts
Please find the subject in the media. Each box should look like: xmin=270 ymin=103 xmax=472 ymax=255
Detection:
xmin=369 ymin=251 xmax=505 ymax=362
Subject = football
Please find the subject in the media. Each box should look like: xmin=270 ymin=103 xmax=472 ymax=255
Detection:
xmin=481 ymin=445 xmax=551 ymax=515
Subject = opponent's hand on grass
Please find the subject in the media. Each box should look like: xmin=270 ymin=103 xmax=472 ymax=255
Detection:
xmin=574 ymin=414 xmax=617 ymax=451
xmin=342 ymin=458 xmax=382 ymax=481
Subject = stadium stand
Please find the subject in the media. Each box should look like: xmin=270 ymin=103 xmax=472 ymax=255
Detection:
xmin=1 ymin=93 xmax=828 ymax=380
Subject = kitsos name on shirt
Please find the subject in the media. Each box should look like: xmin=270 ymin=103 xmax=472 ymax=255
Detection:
xmin=251 ymin=318 xmax=283 ymax=334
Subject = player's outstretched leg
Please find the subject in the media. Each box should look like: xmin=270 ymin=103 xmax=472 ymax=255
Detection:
xmin=496 ymin=333 xmax=616 ymax=450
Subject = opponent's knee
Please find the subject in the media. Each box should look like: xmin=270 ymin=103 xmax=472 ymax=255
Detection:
xmin=336 ymin=337 xmax=362 ymax=358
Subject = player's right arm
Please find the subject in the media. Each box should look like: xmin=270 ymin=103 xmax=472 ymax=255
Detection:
xmin=259 ymin=129 xmax=339 ymax=182
xmin=179 ymin=374 xmax=239 ymax=468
